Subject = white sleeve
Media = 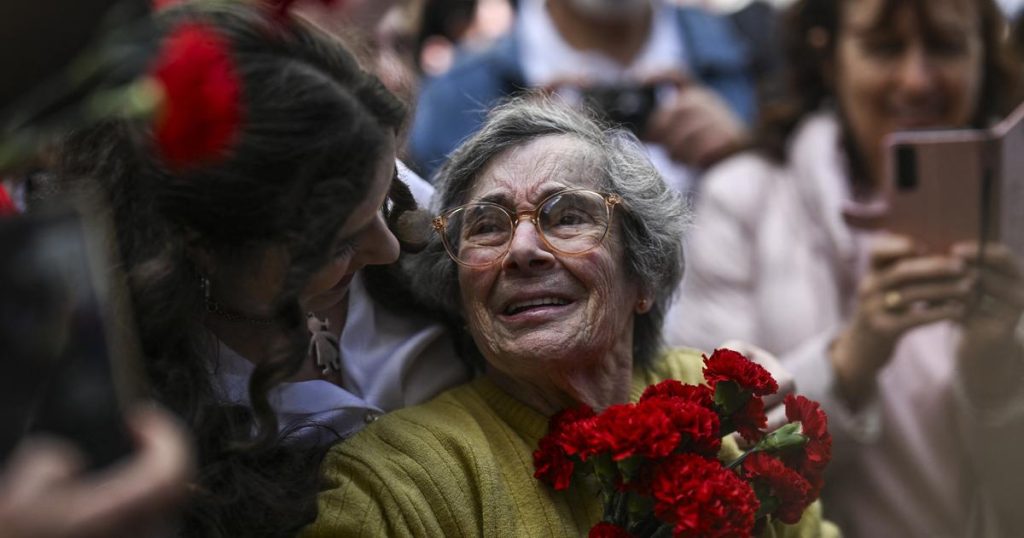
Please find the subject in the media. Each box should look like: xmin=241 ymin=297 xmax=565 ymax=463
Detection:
xmin=396 ymin=159 xmax=435 ymax=209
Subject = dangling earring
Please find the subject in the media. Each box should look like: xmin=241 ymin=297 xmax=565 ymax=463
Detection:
xmin=307 ymin=313 xmax=341 ymax=374
xmin=200 ymin=274 xmax=213 ymax=309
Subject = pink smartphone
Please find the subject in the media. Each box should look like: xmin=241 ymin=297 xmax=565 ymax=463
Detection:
xmin=882 ymin=103 xmax=1024 ymax=257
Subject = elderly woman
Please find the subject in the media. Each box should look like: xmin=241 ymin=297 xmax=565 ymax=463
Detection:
xmin=302 ymin=98 xmax=835 ymax=536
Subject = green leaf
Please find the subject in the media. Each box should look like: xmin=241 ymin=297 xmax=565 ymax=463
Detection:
xmin=757 ymin=422 xmax=808 ymax=453
xmin=713 ymin=381 xmax=747 ymax=415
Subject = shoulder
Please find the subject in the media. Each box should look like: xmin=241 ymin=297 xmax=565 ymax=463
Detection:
xmin=671 ymin=5 xmax=748 ymax=72
xmin=333 ymin=383 xmax=487 ymax=462
xmin=419 ymin=34 xmax=521 ymax=104
xmin=308 ymin=384 xmax=490 ymax=536
xmin=636 ymin=348 xmax=707 ymax=389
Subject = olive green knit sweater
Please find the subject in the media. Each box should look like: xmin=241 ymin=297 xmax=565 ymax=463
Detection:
xmin=302 ymin=348 xmax=839 ymax=537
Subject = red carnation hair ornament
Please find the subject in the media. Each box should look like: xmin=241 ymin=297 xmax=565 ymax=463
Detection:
xmin=151 ymin=22 xmax=243 ymax=171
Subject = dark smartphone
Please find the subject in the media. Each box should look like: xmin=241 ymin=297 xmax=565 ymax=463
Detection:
xmin=580 ymin=83 xmax=659 ymax=136
xmin=883 ymin=102 xmax=1024 ymax=257
xmin=0 ymin=208 xmax=143 ymax=469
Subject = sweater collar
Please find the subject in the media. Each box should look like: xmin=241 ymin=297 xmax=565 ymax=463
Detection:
xmin=468 ymin=364 xmax=662 ymax=444
xmin=470 ymin=376 xmax=552 ymax=443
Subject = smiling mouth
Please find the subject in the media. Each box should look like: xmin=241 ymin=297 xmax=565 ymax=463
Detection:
xmin=503 ymin=297 xmax=571 ymax=315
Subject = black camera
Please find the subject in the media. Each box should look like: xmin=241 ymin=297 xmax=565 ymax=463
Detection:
xmin=580 ymin=83 xmax=659 ymax=136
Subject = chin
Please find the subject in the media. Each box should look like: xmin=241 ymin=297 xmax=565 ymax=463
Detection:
xmin=304 ymin=288 xmax=349 ymax=314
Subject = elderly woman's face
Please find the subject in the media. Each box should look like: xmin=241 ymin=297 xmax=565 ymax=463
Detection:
xmin=457 ymin=135 xmax=642 ymax=377
xmin=835 ymin=0 xmax=983 ymax=183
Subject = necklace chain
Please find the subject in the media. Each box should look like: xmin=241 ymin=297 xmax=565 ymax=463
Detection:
xmin=204 ymin=298 xmax=278 ymax=325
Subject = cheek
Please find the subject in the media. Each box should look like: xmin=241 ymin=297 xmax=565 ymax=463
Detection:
xmin=304 ymin=258 xmax=350 ymax=297
xmin=943 ymin=57 xmax=983 ymax=121
xmin=458 ymin=267 xmax=495 ymax=318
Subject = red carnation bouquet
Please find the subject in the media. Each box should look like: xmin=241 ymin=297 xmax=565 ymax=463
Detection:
xmin=533 ymin=349 xmax=832 ymax=537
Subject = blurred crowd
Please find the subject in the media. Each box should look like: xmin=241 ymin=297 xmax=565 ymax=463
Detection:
xmin=3 ymin=0 xmax=1024 ymax=537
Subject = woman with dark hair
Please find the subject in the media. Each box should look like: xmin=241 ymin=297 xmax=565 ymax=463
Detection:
xmin=55 ymin=3 xmax=466 ymax=536
xmin=665 ymin=0 xmax=1024 ymax=535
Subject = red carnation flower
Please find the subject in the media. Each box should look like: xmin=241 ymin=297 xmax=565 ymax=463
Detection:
xmin=532 ymin=434 xmax=576 ymax=491
xmin=591 ymin=403 xmax=681 ymax=462
xmin=743 ymin=452 xmax=812 ymax=524
xmin=533 ymin=405 xmax=599 ymax=489
xmin=648 ymin=454 xmax=758 ymax=538
xmin=639 ymin=398 xmax=721 ymax=458
xmin=152 ymin=23 xmax=242 ymax=170
xmin=781 ymin=395 xmax=832 ymax=497
xmin=728 ymin=395 xmax=769 ymax=443
xmin=639 ymin=379 xmax=714 ymax=407
xmin=589 ymin=522 xmax=635 ymax=538
xmin=703 ymin=348 xmax=778 ymax=397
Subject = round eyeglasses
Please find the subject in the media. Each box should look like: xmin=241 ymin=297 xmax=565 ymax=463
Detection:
xmin=432 ymin=189 xmax=623 ymax=267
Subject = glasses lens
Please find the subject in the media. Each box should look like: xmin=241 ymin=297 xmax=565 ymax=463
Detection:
xmin=444 ymin=204 xmax=512 ymax=265
xmin=538 ymin=191 xmax=610 ymax=254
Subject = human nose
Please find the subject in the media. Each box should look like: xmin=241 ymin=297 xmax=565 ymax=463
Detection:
xmin=357 ymin=213 xmax=400 ymax=267
xmin=895 ymin=46 xmax=938 ymax=97
xmin=500 ymin=216 xmax=556 ymax=271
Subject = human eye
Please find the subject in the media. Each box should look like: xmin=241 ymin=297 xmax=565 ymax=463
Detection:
xmin=860 ymin=35 xmax=904 ymax=58
xmin=544 ymin=194 xmax=598 ymax=228
xmin=461 ymin=207 xmax=508 ymax=244
xmin=927 ymin=34 xmax=968 ymax=58
xmin=331 ymin=238 xmax=358 ymax=260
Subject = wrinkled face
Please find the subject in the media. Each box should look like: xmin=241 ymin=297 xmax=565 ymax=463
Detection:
xmin=456 ymin=135 xmax=641 ymax=379
xmin=835 ymin=0 xmax=983 ymax=183
xmin=301 ymin=135 xmax=401 ymax=314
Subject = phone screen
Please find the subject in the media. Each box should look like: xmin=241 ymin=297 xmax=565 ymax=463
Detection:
xmin=0 ymin=211 xmax=135 ymax=469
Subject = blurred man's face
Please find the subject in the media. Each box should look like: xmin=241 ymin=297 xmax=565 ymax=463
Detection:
xmin=563 ymin=0 xmax=651 ymax=21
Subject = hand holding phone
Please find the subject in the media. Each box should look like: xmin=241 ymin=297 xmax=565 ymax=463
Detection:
xmin=883 ymin=102 xmax=1024 ymax=258
xmin=0 ymin=209 xmax=144 ymax=470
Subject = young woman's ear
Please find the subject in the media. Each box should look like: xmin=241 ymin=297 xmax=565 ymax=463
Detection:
xmin=184 ymin=229 xmax=216 ymax=277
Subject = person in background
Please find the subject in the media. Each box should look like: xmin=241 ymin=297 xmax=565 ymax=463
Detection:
xmin=54 ymin=4 xmax=467 ymax=536
xmin=664 ymin=0 xmax=1024 ymax=535
xmin=409 ymin=0 xmax=755 ymax=195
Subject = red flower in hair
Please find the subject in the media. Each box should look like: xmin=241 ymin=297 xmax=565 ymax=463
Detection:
xmin=703 ymin=348 xmax=778 ymax=396
xmin=743 ymin=452 xmax=812 ymax=524
xmin=588 ymin=522 xmax=634 ymax=538
xmin=0 ymin=184 xmax=17 ymax=217
xmin=649 ymin=454 xmax=758 ymax=538
xmin=152 ymin=22 xmax=242 ymax=170
xmin=781 ymin=395 xmax=832 ymax=497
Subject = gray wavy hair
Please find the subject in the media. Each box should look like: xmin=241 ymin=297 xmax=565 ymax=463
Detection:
xmin=407 ymin=96 xmax=689 ymax=366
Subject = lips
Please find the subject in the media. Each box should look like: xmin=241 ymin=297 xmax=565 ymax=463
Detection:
xmin=503 ymin=296 xmax=571 ymax=315
xmin=331 ymin=272 xmax=356 ymax=292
